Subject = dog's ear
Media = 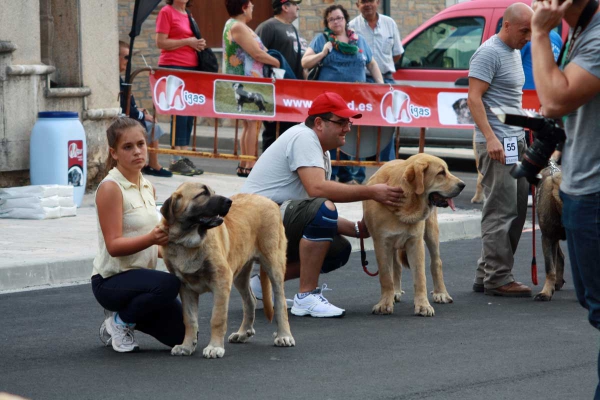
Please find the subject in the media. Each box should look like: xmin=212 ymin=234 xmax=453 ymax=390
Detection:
xmin=402 ymin=161 xmax=428 ymax=195
xmin=160 ymin=193 xmax=182 ymax=225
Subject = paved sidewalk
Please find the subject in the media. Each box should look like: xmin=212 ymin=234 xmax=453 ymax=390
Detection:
xmin=0 ymin=171 xmax=484 ymax=293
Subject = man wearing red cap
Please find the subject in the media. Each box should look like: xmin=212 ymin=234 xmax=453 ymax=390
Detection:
xmin=241 ymin=92 xmax=404 ymax=317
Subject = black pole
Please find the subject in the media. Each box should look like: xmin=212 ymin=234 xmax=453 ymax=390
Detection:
xmin=124 ymin=37 xmax=136 ymax=116
xmin=124 ymin=0 xmax=142 ymax=115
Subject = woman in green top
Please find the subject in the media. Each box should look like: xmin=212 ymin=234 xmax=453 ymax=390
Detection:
xmin=223 ymin=0 xmax=280 ymax=176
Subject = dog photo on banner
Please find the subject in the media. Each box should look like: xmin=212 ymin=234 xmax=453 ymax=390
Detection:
xmin=213 ymin=80 xmax=275 ymax=117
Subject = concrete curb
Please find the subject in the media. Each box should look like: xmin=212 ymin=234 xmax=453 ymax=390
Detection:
xmin=345 ymin=212 xmax=482 ymax=253
xmin=0 ymin=258 xmax=94 ymax=293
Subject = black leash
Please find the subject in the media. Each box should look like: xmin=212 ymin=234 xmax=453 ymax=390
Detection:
xmin=357 ymin=221 xmax=378 ymax=277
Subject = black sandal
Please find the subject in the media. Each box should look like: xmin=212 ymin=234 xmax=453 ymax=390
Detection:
xmin=236 ymin=164 xmax=251 ymax=178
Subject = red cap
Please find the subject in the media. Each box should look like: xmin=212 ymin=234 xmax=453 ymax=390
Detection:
xmin=307 ymin=92 xmax=363 ymax=119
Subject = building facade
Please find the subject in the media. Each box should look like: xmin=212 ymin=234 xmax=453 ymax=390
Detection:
xmin=0 ymin=0 xmax=121 ymax=188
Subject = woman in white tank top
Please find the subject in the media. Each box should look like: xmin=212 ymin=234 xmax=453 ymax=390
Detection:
xmin=91 ymin=117 xmax=184 ymax=353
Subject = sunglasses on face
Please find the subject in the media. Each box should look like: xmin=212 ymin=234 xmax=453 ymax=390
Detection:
xmin=359 ymin=0 xmax=375 ymax=3
xmin=322 ymin=117 xmax=353 ymax=129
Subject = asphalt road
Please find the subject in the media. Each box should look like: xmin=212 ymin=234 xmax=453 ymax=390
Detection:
xmin=1 ymin=233 xmax=597 ymax=400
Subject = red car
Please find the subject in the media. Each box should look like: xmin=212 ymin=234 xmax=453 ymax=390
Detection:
xmin=392 ymin=0 xmax=568 ymax=147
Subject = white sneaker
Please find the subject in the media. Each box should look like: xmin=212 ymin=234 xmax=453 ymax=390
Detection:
xmin=291 ymin=284 xmax=345 ymax=318
xmin=99 ymin=309 xmax=113 ymax=346
xmin=528 ymin=195 xmax=533 ymax=207
xmin=251 ymin=274 xmax=293 ymax=309
xmin=105 ymin=314 xmax=139 ymax=353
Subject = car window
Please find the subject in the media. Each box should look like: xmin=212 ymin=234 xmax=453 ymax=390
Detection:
xmin=399 ymin=17 xmax=485 ymax=70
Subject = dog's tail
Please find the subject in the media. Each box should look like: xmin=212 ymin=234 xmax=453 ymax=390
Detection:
xmin=260 ymin=267 xmax=274 ymax=322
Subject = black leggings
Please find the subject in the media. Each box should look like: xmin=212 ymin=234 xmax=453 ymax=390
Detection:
xmin=91 ymin=269 xmax=185 ymax=348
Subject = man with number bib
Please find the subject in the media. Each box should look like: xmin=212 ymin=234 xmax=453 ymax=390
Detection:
xmin=467 ymin=3 xmax=533 ymax=297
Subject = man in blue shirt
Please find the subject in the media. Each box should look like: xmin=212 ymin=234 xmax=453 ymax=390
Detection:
xmin=521 ymin=29 xmax=563 ymax=89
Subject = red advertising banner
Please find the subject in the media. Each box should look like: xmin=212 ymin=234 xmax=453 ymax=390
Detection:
xmin=149 ymin=69 xmax=542 ymax=130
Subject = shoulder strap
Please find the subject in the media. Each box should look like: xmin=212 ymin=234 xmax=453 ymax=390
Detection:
xmin=186 ymin=10 xmax=202 ymax=39
xmin=291 ymin=24 xmax=301 ymax=76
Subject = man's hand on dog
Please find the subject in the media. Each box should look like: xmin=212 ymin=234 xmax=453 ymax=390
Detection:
xmin=371 ymin=184 xmax=405 ymax=207
xmin=187 ymin=37 xmax=206 ymax=51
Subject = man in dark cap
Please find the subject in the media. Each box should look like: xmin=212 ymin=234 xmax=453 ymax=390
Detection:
xmin=241 ymin=92 xmax=404 ymax=317
xmin=256 ymin=0 xmax=306 ymax=152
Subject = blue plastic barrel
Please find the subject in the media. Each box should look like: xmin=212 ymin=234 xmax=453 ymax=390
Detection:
xmin=30 ymin=112 xmax=87 ymax=207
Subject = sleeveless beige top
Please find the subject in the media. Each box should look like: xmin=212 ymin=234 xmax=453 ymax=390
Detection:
xmin=92 ymin=168 xmax=159 ymax=278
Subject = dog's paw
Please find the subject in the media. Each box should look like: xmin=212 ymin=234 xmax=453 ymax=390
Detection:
xmin=394 ymin=290 xmax=405 ymax=303
xmin=534 ymin=292 xmax=553 ymax=301
xmin=202 ymin=344 xmax=225 ymax=359
xmin=470 ymin=195 xmax=484 ymax=204
xmin=171 ymin=344 xmax=195 ymax=356
xmin=431 ymin=291 xmax=453 ymax=304
xmin=228 ymin=328 xmax=255 ymax=343
xmin=414 ymin=301 xmax=435 ymax=317
xmin=273 ymin=333 xmax=295 ymax=347
xmin=372 ymin=301 xmax=394 ymax=315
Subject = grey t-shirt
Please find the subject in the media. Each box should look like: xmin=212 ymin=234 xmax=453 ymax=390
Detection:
xmin=561 ymin=13 xmax=600 ymax=196
xmin=240 ymin=123 xmax=331 ymax=204
xmin=255 ymin=18 xmax=304 ymax=79
xmin=469 ymin=35 xmax=526 ymax=143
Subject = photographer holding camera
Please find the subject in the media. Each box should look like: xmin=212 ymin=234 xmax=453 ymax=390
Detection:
xmin=467 ymin=3 xmax=534 ymax=298
xmin=531 ymin=0 xmax=600 ymax=394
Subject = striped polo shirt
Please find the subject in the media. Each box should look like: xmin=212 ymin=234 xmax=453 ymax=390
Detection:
xmin=469 ymin=35 xmax=525 ymax=143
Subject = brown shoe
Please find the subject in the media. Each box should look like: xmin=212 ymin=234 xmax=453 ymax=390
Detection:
xmin=484 ymin=281 xmax=532 ymax=297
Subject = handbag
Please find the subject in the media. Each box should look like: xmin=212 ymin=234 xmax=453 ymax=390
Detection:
xmin=187 ymin=11 xmax=219 ymax=73
xmin=307 ymin=33 xmax=328 ymax=81
xmin=307 ymin=63 xmax=322 ymax=80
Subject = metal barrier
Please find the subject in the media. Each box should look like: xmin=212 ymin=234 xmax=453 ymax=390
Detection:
xmin=127 ymin=67 xmax=427 ymax=167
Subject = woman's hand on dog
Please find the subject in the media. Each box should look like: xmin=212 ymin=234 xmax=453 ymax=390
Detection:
xmin=150 ymin=225 xmax=169 ymax=246
xmin=371 ymin=184 xmax=405 ymax=207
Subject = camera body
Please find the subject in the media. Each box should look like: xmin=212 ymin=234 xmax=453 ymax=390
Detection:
xmin=490 ymin=107 xmax=566 ymax=184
